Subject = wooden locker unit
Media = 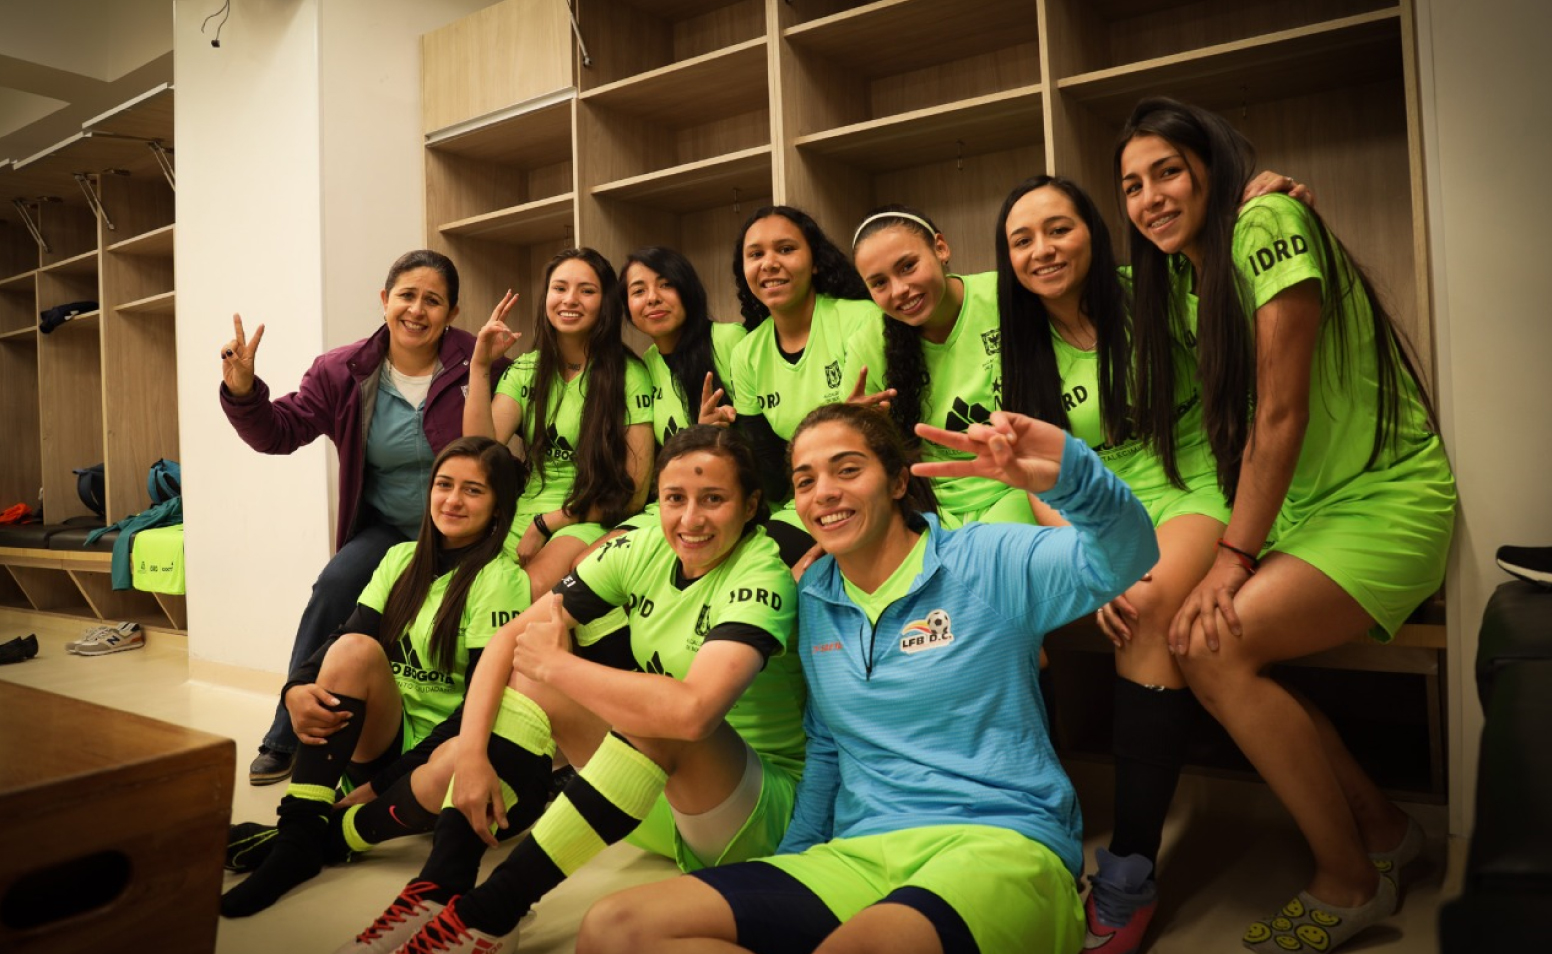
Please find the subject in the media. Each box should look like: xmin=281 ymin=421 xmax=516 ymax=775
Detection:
xmin=0 ymin=84 xmax=183 ymax=631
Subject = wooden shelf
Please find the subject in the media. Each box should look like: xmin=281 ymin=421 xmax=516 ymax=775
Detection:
xmin=794 ymin=85 xmax=1043 ymax=172
xmin=1058 ymin=10 xmax=1403 ymax=119
xmin=581 ymin=38 xmax=767 ymax=126
xmin=427 ymin=97 xmax=573 ymax=167
xmin=590 ymin=145 xmax=771 ymax=214
xmin=606 ymin=0 xmax=743 ymax=16
xmin=0 ymin=270 xmax=34 ymax=291
xmin=108 ymin=223 xmax=175 ymax=257
xmin=117 ymin=291 xmax=176 ymax=316
xmin=0 ymin=326 xmax=35 ymax=343
xmin=39 ymin=250 xmax=99 ymax=276
xmin=784 ymin=0 xmax=1039 ymax=76
xmin=440 ymin=193 xmax=576 ymax=245
xmin=81 ymin=83 xmax=174 ymax=142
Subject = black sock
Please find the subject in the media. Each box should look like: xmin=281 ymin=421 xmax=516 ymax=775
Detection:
xmin=1109 ymin=678 xmax=1195 ymax=868
xmin=221 ymin=693 xmax=366 ymax=917
xmin=453 ymin=733 xmax=664 ymax=937
xmin=336 ymin=773 xmax=439 ymax=858
xmin=412 ymin=710 xmax=556 ymax=903
xmin=416 ymin=808 xmax=493 ymax=905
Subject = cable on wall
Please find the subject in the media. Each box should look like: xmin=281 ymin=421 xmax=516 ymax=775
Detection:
xmin=203 ymin=0 xmax=231 ymax=48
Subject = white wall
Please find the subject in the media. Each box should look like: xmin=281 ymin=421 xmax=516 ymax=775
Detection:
xmin=1417 ymin=0 xmax=1552 ymax=834
xmin=173 ymin=0 xmax=495 ymax=685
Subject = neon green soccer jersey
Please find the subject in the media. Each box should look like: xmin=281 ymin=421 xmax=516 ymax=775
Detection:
xmin=496 ymin=353 xmax=654 ymax=516
xmin=642 ymin=321 xmax=746 ymax=445
xmin=841 ymin=272 xmax=1013 ymax=517
xmin=1231 ymin=194 xmax=1444 ymax=520
xmin=357 ymin=543 xmax=532 ymax=750
xmin=1056 ymin=266 xmax=1225 ymax=524
xmin=730 ymin=294 xmax=880 ymax=441
xmin=570 ymin=525 xmax=806 ymax=775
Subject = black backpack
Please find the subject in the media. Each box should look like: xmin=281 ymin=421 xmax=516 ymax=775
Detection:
xmin=73 ymin=463 xmax=106 ymax=517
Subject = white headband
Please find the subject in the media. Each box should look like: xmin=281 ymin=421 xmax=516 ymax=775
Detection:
xmin=852 ymin=211 xmax=939 ymax=248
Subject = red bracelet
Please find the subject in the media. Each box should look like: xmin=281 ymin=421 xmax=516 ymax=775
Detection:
xmin=1217 ymin=538 xmax=1260 ymax=575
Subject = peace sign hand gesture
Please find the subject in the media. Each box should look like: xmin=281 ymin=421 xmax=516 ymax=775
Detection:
xmin=220 ymin=313 xmax=265 ymax=398
xmin=912 ymin=410 xmax=1067 ymax=496
xmin=698 ymin=372 xmax=736 ymax=427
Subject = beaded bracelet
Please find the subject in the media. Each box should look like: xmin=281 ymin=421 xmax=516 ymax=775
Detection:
xmin=1216 ymin=538 xmax=1260 ymax=575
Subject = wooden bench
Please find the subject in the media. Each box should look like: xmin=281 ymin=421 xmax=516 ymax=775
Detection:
xmin=1044 ymin=599 xmax=1449 ymax=795
xmin=0 ymin=683 xmax=233 ymax=953
xmin=0 ymin=531 xmax=186 ymax=630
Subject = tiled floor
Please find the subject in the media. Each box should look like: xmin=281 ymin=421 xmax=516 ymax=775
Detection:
xmin=2 ymin=612 xmax=1459 ymax=953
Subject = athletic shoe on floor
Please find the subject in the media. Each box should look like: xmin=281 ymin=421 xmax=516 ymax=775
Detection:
xmin=1242 ymin=875 xmax=1396 ymax=953
xmin=334 ymin=881 xmax=450 ymax=954
xmin=67 ymin=620 xmax=141 ymax=654
xmin=0 ymin=634 xmax=39 ymax=665
xmin=398 ymin=900 xmax=506 ymax=954
xmin=226 ymin=822 xmax=279 ymax=873
xmin=249 ymin=746 xmax=296 ymax=785
xmin=1496 ymin=545 xmax=1552 ymax=586
xmin=1084 ymin=848 xmax=1158 ymax=954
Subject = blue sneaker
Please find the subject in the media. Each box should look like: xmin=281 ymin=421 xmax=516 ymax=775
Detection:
xmin=1084 ymin=849 xmax=1158 ymax=953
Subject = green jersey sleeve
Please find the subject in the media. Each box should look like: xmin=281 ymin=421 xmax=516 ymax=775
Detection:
xmin=1233 ymin=194 xmax=1326 ymax=310
xmin=707 ymin=536 xmax=798 ymax=654
xmin=357 ymin=542 xmax=418 ymax=612
xmin=494 ymin=353 xmax=538 ymax=409
xmin=839 ymin=314 xmax=888 ymax=399
xmin=710 ymin=321 xmax=747 ymax=402
xmin=624 ymin=355 xmax=655 ymax=427
xmin=460 ymin=558 xmax=532 ymax=652
xmin=572 ymin=528 xmax=641 ymax=608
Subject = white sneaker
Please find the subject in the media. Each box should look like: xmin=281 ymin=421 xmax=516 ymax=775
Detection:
xmin=72 ymin=621 xmax=144 ymax=656
xmin=335 ymin=881 xmax=449 ymax=954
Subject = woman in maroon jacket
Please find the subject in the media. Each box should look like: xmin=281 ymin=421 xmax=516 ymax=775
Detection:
xmin=220 ymin=249 xmax=508 ymax=785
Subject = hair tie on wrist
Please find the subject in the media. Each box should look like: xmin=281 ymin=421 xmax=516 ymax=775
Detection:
xmin=1217 ymin=538 xmax=1259 ymax=574
xmin=533 ymin=512 xmax=554 ymax=541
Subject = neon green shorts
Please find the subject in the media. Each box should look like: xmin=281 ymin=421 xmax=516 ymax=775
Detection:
xmin=1131 ymin=469 xmax=1230 ymax=528
xmin=505 ymin=509 xmax=608 ymax=559
xmin=1269 ymin=441 xmax=1455 ymax=638
xmin=612 ymin=503 xmax=659 ymax=534
xmin=757 ymin=825 xmax=1083 ymax=954
xmin=625 ymin=751 xmax=799 ymax=873
xmin=953 ymin=484 xmax=1038 ymax=526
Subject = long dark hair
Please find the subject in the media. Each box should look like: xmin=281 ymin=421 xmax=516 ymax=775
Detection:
xmin=524 ymin=248 xmax=643 ymax=525
xmin=1116 ymin=97 xmax=1433 ymax=500
xmin=655 ymin=425 xmax=771 ymax=534
xmin=621 ymin=247 xmax=729 ymax=425
xmin=732 ymin=205 xmax=869 ymax=329
xmin=994 ymin=176 xmax=1133 ymax=454
xmin=788 ymin=403 xmax=939 ymax=519
xmin=850 ymin=204 xmax=953 ymax=455
xmin=378 ymin=436 xmax=521 ymax=671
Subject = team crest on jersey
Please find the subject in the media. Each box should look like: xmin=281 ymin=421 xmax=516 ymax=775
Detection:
xmin=825 ymin=360 xmax=842 ymax=389
xmin=981 ymin=329 xmax=1001 ymax=355
xmin=899 ymin=609 xmax=954 ymax=654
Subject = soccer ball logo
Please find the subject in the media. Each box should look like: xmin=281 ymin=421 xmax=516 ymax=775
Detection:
xmin=925 ymin=609 xmax=952 ymax=640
